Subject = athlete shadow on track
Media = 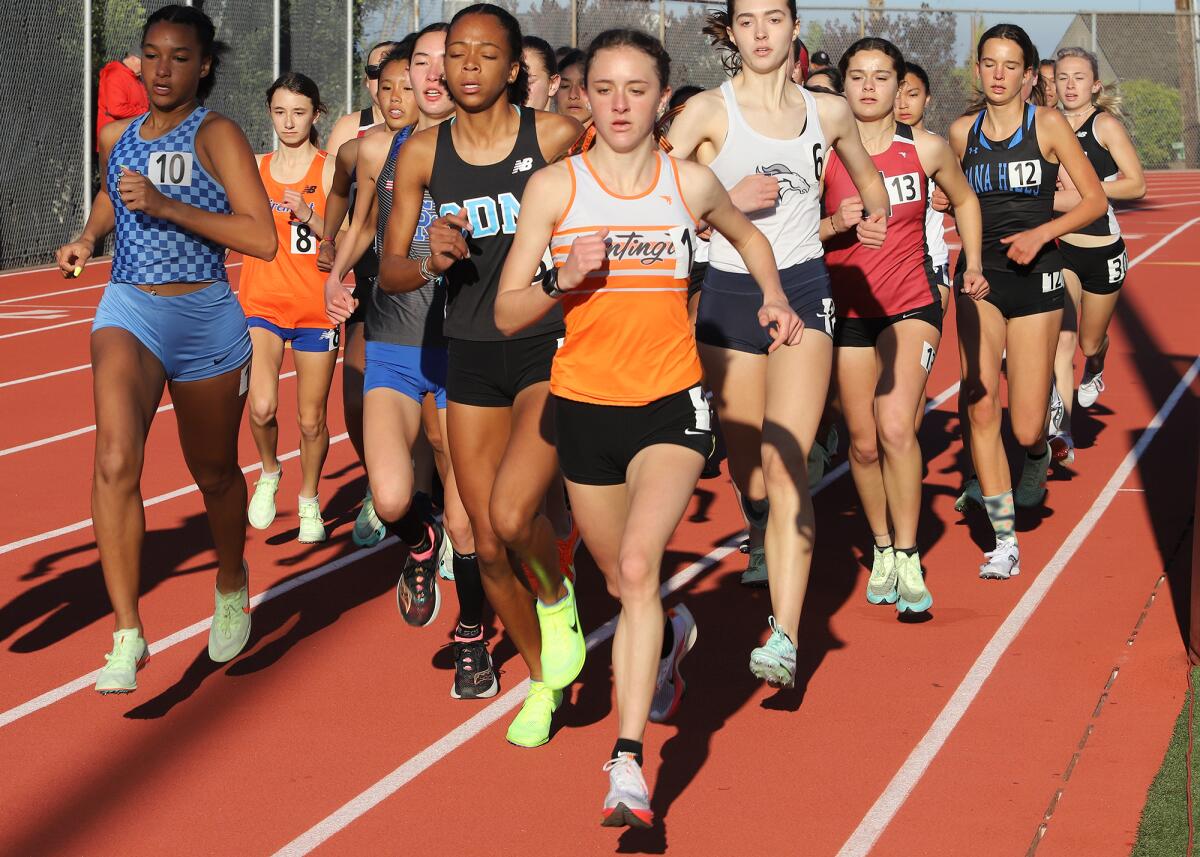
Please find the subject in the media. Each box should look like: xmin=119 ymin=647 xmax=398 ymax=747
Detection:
xmin=0 ymin=514 xmax=218 ymax=653
xmin=124 ymin=538 xmax=399 ymax=720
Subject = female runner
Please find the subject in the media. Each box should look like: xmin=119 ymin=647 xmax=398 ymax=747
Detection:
xmin=495 ymin=28 xmax=800 ymax=827
xmin=825 ymin=38 xmax=986 ymax=611
xmin=523 ymin=36 xmax=561 ymax=111
xmin=556 ymin=48 xmax=593 ymax=126
xmin=952 ymin=24 xmax=1106 ymax=579
xmin=55 ymin=4 xmax=275 ymax=692
xmin=239 ymin=73 xmax=339 ymax=544
xmin=377 ymin=4 xmax=584 ymax=745
xmin=1047 ymin=47 xmax=1145 ymax=463
xmin=668 ymin=0 xmax=888 ymax=686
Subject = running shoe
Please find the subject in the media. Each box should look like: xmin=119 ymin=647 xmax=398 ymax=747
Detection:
xmin=749 ymin=616 xmax=796 ymax=688
xmin=1015 ymin=445 xmax=1050 ymax=508
xmin=601 ymin=754 xmax=653 ymax=829
xmin=979 ymin=539 xmax=1020 ymax=580
xmin=352 ymin=488 xmax=386 ymax=548
xmin=1049 ymin=432 xmax=1076 ymax=465
xmin=536 ymin=577 xmax=586 ymax=690
xmin=208 ymin=562 xmax=251 ymax=663
xmin=247 ymin=469 xmax=281 ymax=530
xmin=557 ymin=523 xmax=580 ymax=584
xmin=740 ymin=545 xmax=768 ymax=587
xmin=297 ymin=497 xmax=327 ymax=544
xmin=505 ymin=680 xmax=562 ymax=748
xmin=865 ymin=545 xmax=899 ymax=605
xmin=1077 ymin=370 xmax=1106 ymax=408
xmin=955 ymin=476 xmax=984 ymax=513
xmin=95 ymin=628 xmax=149 ymax=694
xmin=396 ymin=524 xmax=442 ymax=627
xmin=807 ymin=439 xmax=831 ymax=488
xmin=437 ymin=523 xmax=455 ymax=581
xmin=895 ymin=551 xmax=933 ymax=613
xmin=1048 ymin=383 xmax=1065 ymax=437
xmin=649 ymin=605 xmax=698 ymax=723
xmin=451 ymin=637 xmax=498 ymax=700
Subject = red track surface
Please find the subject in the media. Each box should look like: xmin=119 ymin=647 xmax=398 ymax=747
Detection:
xmin=0 ymin=173 xmax=1197 ymax=856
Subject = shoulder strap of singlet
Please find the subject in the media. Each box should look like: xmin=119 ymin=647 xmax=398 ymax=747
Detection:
xmin=258 ymin=151 xmax=274 ymax=183
xmin=895 ymin=122 xmax=915 ymax=142
xmin=1079 ymin=108 xmax=1100 ymax=137
xmin=516 ymin=105 xmax=538 ymax=147
xmin=359 ymin=106 xmax=374 ymax=128
xmin=182 ymin=106 xmax=208 ymax=149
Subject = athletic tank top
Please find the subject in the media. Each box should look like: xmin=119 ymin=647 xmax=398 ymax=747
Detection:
xmin=707 ymin=81 xmax=827 ymax=273
xmin=108 ymin=107 xmax=229 ymax=285
xmin=428 ymin=107 xmax=563 ymax=341
xmin=824 ymin=124 xmax=938 ymax=318
xmin=366 ymin=126 xmax=445 ymax=348
xmin=924 ymin=176 xmax=948 ymax=269
xmin=1073 ymin=109 xmax=1120 ymax=237
xmin=550 ymin=152 xmax=702 ymax=406
xmin=962 ymin=103 xmax=1061 ymax=274
xmin=349 ymin=108 xmax=381 ymax=286
xmin=356 ymin=106 xmax=376 ymax=138
xmin=239 ymin=150 xmax=332 ymax=330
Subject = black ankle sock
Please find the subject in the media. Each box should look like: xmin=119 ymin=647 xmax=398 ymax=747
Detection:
xmin=455 ymin=622 xmax=482 ymax=641
xmin=660 ymin=614 xmax=675 ymax=659
xmin=392 ymin=505 xmax=429 ymax=551
xmin=895 ymin=546 xmax=917 ymax=557
xmin=1027 ymin=446 xmax=1049 ymax=461
xmin=612 ymin=738 xmax=644 ymax=767
xmin=453 ymin=551 xmax=484 ymax=628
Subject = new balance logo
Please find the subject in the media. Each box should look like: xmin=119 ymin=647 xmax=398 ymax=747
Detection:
xmin=512 ymin=157 xmax=534 ymax=173
xmin=660 ymin=195 xmax=673 ymax=205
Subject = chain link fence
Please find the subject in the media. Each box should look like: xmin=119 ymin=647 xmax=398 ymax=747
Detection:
xmin=3 ymin=2 xmax=1199 ymax=271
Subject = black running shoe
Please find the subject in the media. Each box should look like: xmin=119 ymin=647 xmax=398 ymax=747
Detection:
xmin=396 ymin=522 xmax=443 ymax=627
xmin=451 ymin=638 xmax=499 ymax=699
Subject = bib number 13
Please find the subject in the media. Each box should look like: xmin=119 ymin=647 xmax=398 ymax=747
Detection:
xmin=148 ymin=151 xmax=193 ymax=187
xmin=291 ymin=222 xmax=317 ymax=255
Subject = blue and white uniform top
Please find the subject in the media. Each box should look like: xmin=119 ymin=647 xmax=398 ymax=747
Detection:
xmin=107 ymin=106 xmax=230 ymax=285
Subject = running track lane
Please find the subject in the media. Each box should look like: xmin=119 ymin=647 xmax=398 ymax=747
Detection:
xmin=0 ymin=195 xmax=1195 ymax=854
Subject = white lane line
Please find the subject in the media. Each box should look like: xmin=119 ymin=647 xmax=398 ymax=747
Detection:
xmin=833 ymin=214 xmax=1200 ymax=856
xmin=0 ymin=364 xmax=91 ymax=389
xmin=0 ymin=318 xmax=93 ymax=340
xmin=272 ymin=381 xmax=968 ymax=856
xmin=0 ymin=284 xmax=105 ymax=304
xmin=0 ymin=360 xmax=334 ymax=458
xmin=0 ymin=432 xmax=348 ymax=559
xmin=836 ymin=354 xmax=1200 ymax=857
xmin=0 ymin=532 xmax=394 ymax=730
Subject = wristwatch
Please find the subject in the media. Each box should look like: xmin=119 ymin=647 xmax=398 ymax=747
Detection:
xmin=541 ymin=266 xmax=565 ymax=299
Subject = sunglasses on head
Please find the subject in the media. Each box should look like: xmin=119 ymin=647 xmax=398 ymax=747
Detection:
xmin=365 ymin=63 xmax=382 ymax=80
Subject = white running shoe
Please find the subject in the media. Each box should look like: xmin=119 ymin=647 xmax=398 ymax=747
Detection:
xmin=438 ymin=522 xmax=455 ymax=581
xmin=1048 ymin=384 xmax=1065 ymax=436
xmin=297 ymin=497 xmax=327 ymax=544
xmin=95 ymin=628 xmax=149 ymax=694
xmin=352 ymin=489 xmax=386 ymax=547
xmin=979 ymin=539 xmax=1020 ymax=580
xmin=1077 ymin=371 xmax=1105 ymax=408
xmin=649 ymin=605 xmax=698 ymax=723
xmin=1015 ymin=445 xmax=1050 ymax=508
xmin=601 ymin=754 xmax=653 ymax=829
xmin=208 ymin=563 xmax=251 ymax=662
xmin=247 ymin=469 xmax=281 ymax=530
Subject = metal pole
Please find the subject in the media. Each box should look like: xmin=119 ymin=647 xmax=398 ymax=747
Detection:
xmin=273 ymin=0 xmax=281 ymax=81
xmin=83 ymin=0 xmax=92 ymax=225
xmin=414 ymin=0 xmax=420 ymax=33
xmin=1090 ymin=12 xmax=1097 ymax=54
xmin=571 ymin=0 xmax=578 ymax=47
xmin=658 ymin=0 xmax=665 ymax=44
xmin=346 ymin=0 xmax=354 ymax=114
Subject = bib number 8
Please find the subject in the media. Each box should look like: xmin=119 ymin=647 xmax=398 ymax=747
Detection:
xmin=291 ymin=221 xmax=317 ymax=255
xmin=148 ymin=151 xmax=193 ymax=187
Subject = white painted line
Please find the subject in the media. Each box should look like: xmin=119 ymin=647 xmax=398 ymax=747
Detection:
xmin=0 ymin=318 xmax=93 ymax=340
xmin=1125 ymin=216 xmax=1200 ymax=266
xmin=0 ymin=310 xmax=70 ymax=320
xmin=0 ymin=532 xmax=395 ymax=730
xmin=0 ymin=432 xmax=349 ymax=559
xmin=0 ymin=361 xmax=332 ymax=458
xmin=0 ymin=284 xmax=105 ymax=304
xmin=835 ymin=353 xmax=1200 ymax=857
xmin=272 ymin=381 xmax=968 ymax=856
xmin=0 ymin=364 xmax=90 ymax=390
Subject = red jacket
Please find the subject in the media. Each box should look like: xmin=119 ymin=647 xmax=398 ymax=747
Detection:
xmin=96 ymin=61 xmax=148 ymax=148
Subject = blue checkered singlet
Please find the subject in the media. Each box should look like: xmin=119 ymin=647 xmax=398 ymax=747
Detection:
xmin=107 ymin=107 xmax=230 ymax=285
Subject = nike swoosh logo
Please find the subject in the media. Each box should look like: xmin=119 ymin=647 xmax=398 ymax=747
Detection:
xmin=567 ymin=616 xmax=578 ymax=633
xmin=684 ymin=429 xmax=706 ymax=435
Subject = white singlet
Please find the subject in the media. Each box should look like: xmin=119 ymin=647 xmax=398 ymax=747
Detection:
xmin=707 ymin=81 xmax=828 ymax=273
xmin=925 ymin=177 xmax=948 ymax=270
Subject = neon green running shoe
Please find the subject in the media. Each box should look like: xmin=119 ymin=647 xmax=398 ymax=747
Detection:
xmin=536 ymin=576 xmax=586 ymax=690
xmin=895 ymin=550 xmax=933 ymax=613
xmin=352 ymin=489 xmax=386 ymax=547
xmin=247 ymin=468 xmax=281 ymax=530
xmin=749 ymin=616 xmax=796 ymax=688
xmin=297 ymin=497 xmax=327 ymax=544
xmin=95 ymin=628 xmax=149 ymax=694
xmin=505 ymin=680 xmax=563 ymax=748
xmin=866 ymin=545 xmax=899 ymax=605
xmin=208 ymin=563 xmax=251 ymax=663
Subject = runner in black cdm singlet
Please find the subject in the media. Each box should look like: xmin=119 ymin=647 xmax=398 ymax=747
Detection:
xmin=378 ymin=3 xmax=584 ymax=748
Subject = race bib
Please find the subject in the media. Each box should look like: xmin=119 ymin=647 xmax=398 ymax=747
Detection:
xmin=147 ymin=151 xmax=194 ymax=187
xmin=885 ymin=172 xmax=922 ymax=208
xmin=1007 ymin=159 xmax=1041 ymax=189
xmin=291 ymin=221 xmax=317 ymax=255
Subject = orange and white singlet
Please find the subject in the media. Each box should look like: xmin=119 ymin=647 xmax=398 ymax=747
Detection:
xmin=549 ymin=151 xmax=702 ymax=406
xmin=239 ymin=150 xmax=332 ymax=330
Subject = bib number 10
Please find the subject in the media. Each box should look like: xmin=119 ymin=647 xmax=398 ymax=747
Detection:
xmin=291 ymin=221 xmax=317 ymax=255
xmin=148 ymin=151 xmax=193 ymax=187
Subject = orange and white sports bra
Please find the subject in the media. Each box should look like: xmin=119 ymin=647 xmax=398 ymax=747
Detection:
xmin=239 ymin=150 xmax=332 ymax=331
xmin=549 ymin=151 xmax=702 ymax=406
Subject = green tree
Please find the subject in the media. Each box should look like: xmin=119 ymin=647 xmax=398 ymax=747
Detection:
xmin=1122 ymin=79 xmax=1182 ymax=168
